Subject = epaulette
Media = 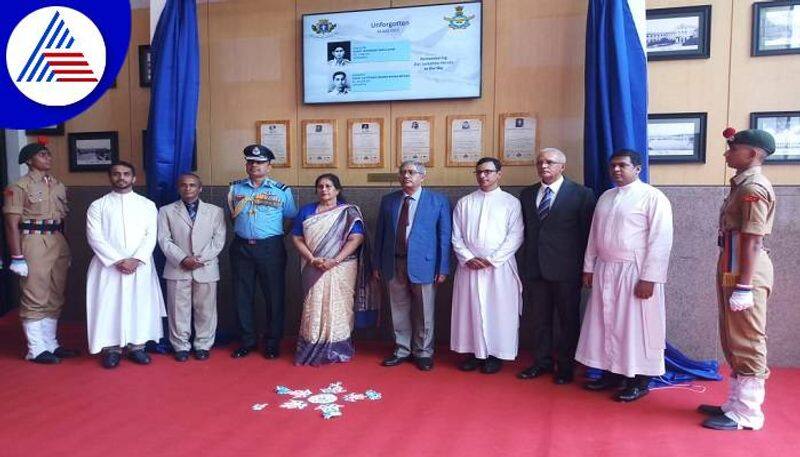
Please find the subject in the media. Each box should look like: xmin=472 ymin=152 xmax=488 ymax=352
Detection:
xmin=229 ymin=178 xmax=248 ymax=186
xmin=270 ymin=179 xmax=288 ymax=191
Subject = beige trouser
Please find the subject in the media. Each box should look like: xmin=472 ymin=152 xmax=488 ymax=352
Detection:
xmin=166 ymin=279 xmax=218 ymax=351
xmin=19 ymin=233 xmax=70 ymax=319
xmin=387 ymin=259 xmax=436 ymax=358
xmin=716 ymin=251 xmax=773 ymax=379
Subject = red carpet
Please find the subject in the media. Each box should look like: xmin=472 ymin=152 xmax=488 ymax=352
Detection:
xmin=0 ymin=313 xmax=797 ymax=457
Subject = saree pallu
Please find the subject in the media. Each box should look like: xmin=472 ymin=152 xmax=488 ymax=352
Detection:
xmin=295 ymin=204 xmax=369 ymax=366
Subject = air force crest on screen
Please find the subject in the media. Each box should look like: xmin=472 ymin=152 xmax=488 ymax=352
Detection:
xmin=311 ymin=19 xmax=337 ymax=37
xmin=444 ymin=6 xmax=475 ymax=30
xmin=6 ymin=6 xmax=106 ymax=106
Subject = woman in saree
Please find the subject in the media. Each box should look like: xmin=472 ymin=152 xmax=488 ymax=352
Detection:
xmin=290 ymin=174 xmax=373 ymax=366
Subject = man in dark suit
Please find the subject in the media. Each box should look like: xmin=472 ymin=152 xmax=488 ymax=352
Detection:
xmin=518 ymin=148 xmax=596 ymax=384
xmin=373 ymin=160 xmax=452 ymax=371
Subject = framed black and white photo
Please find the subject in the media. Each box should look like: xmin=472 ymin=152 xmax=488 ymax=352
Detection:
xmin=750 ymin=111 xmax=800 ymax=162
xmin=68 ymin=131 xmax=119 ymax=172
xmin=646 ymin=5 xmax=711 ymax=61
xmin=26 ymin=124 xmax=64 ymax=136
xmin=752 ymin=1 xmax=800 ymax=56
xmin=138 ymin=44 xmax=152 ymax=87
xmin=647 ymin=113 xmax=707 ymax=163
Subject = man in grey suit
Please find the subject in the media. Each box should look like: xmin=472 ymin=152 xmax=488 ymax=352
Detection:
xmin=373 ymin=161 xmax=452 ymax=371
xmin=517 ymin=148 xmax=596 ymax=384
xmin=157 ymin=173 xmax=226 ymax=362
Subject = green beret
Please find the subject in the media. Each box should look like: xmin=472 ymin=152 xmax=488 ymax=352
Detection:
xmin=18 ymin=142 xmax=49 ymax=164
xmin=728 ymin=129 xmax=776 ymax=156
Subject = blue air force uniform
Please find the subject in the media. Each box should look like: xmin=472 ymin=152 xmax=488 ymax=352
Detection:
xmin=227 ymin=144 xmax=297 ymax=356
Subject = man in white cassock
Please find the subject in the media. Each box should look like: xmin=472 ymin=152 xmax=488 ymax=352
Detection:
xmin=85 ymin=161 xmax=166 ymax=369
xmin=576 ymin=150 xmax=674 ymax=402
xmin=450 ymin=157 xmax=524 ymax=374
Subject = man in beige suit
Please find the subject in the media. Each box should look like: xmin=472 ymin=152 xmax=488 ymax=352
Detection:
xmin=157 ymin=173 xmax=226 ymax=362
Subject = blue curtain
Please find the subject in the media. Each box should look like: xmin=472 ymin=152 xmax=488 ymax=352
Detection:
xmin=146 ymin=0 xmax=199 ymax=207
xmin=583 ymin=0 xmax=649 ymax=195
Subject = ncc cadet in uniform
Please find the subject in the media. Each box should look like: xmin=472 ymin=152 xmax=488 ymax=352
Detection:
xmin=699 ymin=128 xmax=776 ymax=431
xmin=228 ymin=144 xmax=297 ymax=360
xmin=2 ymin=139 xmax=78 ymax=364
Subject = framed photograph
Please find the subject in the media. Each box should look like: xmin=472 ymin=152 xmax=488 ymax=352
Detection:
xmin=750 ymin=111 xmax=800 ymax=162
xmin=256 ymin=120 xmax=291 ymax=168
xmin=347 ymin=118 xmax=384 ymax=168
xmin=499 ymin=113 xmax=537 ymax=166
xmin=446 ymin=114 xmax=486 ymax=167
xmin=26 ymin=124 xmax=64 ymax=136
xmin=752 ymin=1 xmax=800 ymax=56
xmin=647 ymin=113 xmax=707 ymax=164
xmin=68 ymin=131 xmax=119 ymax=172
xmin=396 ymin=116 xmax=434 ymax=167
xmin=646 ymin=5 xmax=711 ymax=61
xmin=139 ymin=45 xmax=152 ymax=87
xmin=301 ymin=119 xmax=337 ymax=168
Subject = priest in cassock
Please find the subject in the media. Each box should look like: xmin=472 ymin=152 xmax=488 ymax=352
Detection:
xmin=450 ymin=157 xmax=524 ymax=374
xmin=576 ymin=150 xmax=674 ymax=402
xmin=85 ymin=161 xmax=166 ymax=369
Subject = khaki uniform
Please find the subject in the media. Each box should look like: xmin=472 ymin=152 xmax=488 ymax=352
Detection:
xmin=2 ymin=169 xmax=70 ymax=320
xmin=717 ymin=166 xmax=775 ymax=378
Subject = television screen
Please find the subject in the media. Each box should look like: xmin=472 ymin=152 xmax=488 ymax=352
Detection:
xmin=302 ymin=2 xmax=482 ymax=104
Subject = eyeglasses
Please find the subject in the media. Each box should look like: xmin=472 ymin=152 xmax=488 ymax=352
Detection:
xmin=535 ymin=160 xmax=564 ymax=167
xmin=472 ymin=170 xmax=498 ymax=176
xmin=398 ymin=170 xmax=421 ymax=176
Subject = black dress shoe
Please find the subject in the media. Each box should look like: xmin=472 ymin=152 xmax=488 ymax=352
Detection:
xmin=381 ymin=355 xmax=409 ymax=367
xmin=517 ymin=365 xmax=553 ymax=380
xmin=584 ymin=374 xmax=625 ymax=391
xmin=194 ymin=349 xmax=210 ymax=361
xmin=174 ymin=350 xmax=190 ymax=362
xmin=231 ymin=345 xmax=255 ymax=358
xmin=615 ymin=386 xmax=649 ymax=402
xmin=263 ymin=347 xmax=280 ymax=359
xmin=702 ymin=414 xmax=751 ymax=431
xmin=32 ymin=351 xmax=60 ymax=364
xmin=127 ymin=350 xmax=151 ymax=365
xmin=416 ymin=357 xmax=434 ymax=371
xmin=480 ymin=356 xmax=502 ymax=374
xmin=553 ymin=372 xmax=574 ymax=385
xmin=458 ymin=355 xmax=480 ymax=371
xmin=53 ymin=347 xmax=79 ymax=358
xmin=697 ymin=404 xmax=724 ymax=416
xmin=102 ymin=352 xmax=121 ymax=369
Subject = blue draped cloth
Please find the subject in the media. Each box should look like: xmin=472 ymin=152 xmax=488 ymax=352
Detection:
xmin=584 ymin=0 xmax=649 ymax=194
xmin=145 ymin=0 xmax=199 ymax=207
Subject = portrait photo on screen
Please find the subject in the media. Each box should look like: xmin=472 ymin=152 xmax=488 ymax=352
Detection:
xmin=327 ymin=41 xmax=352 ymax=66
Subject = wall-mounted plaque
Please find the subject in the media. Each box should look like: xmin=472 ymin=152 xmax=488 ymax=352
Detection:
xmin=446 ymin=115 xmax=485 ymax=167
xmin=301 ymin=119 xmax=337 ymax=168
xmin=499 ymin=113 xmax=537 ymax=165
xmin=396 ymin=116 xmax=433 ymax=167
xmin=347 ymin=118 xmax=384 ymax=168
xmin=256 ymin=120 xmax=290 ymax=168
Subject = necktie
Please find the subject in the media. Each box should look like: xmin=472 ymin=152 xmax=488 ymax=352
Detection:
xmin=186 ymin=202 xmax=197 ymax=221
xmin=395 ymin=196 xmax=411 ymax=256
xmin=538 ymin=187 xmax=553 ymax=220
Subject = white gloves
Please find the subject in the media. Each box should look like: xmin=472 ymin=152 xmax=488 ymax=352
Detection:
xmin=729 ymin=285 xmax=754 ymax=312
xmin=10 ymin=258 xmax=29 ymax=277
